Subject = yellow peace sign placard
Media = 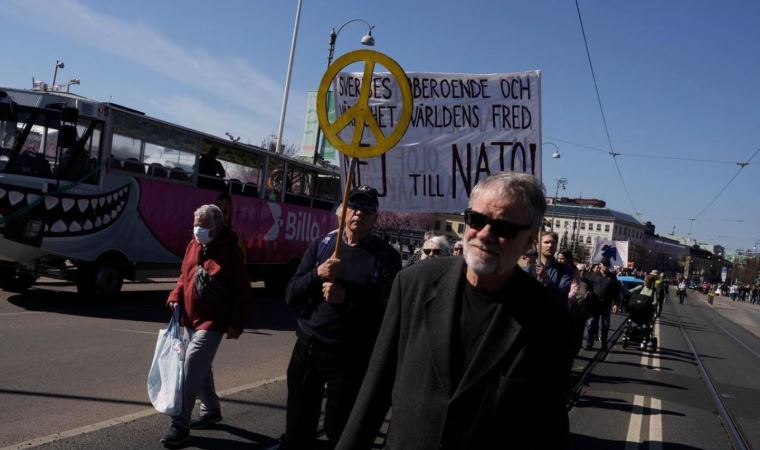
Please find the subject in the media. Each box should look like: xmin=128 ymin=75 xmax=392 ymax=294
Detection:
xmin=317 ymin=49 xmax=413 ymax=159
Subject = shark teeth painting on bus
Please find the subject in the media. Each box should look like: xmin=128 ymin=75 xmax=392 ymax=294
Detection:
xmin=45 ymin=196 xmax=59 ymax=210
xmin=61 ymin=198 xmax=75 ymax=212
xmin=0 ymin=182 xmax=132 ymax=238
xmin=9 ymin=191 xmax=24 ymax=206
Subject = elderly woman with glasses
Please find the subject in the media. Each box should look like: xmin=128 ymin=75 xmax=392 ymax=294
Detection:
xmin=420 ymin=235 xmax=450 ymax=260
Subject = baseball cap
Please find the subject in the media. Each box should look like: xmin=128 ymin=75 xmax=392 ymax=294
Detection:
xmin=348 ymin=185 xmax=379 ymax=207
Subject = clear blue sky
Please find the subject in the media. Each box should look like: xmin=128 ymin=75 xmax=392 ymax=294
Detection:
xmin=2 ymin=0 xmax=758 ymax=252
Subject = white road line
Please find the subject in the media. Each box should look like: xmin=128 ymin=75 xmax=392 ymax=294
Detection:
xmin=649 ymin=397 xmax=663 ymax=450
xmin=0 ymin=311 xmax=41 ymax=317
xmin=625 ymin=394 xmax=645 ymax=450
xmin=0 ymin=375 xmax=286 ymax=450
xmin=109 ymin=328 xmax=158 ymax=335
xmin=652 ymin=320 xmax=661 ymax=371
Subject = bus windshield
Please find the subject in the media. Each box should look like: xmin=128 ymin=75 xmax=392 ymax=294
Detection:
xmin=0 ymin=104 xmax=102 ymax=183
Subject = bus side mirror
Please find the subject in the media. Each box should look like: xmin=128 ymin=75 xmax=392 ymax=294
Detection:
xmin=58 ymin=107 xmax=79 ymax=148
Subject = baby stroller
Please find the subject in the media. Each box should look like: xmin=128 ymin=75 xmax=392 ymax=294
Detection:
xmin=622 ymin=293 xmax=658 ymax=351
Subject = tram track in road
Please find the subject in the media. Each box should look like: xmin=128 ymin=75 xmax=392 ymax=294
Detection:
xmin=567 ymin=314 xmax=628 ymax=411
xmin=671 ymin=299 xmax=754 ymax=450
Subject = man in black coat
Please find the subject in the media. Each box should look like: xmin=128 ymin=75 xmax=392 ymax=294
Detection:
xmin=585 ymin=257 xmax=621 ymax=350
xmin=336 ymin=173 xmax=571 ymax=450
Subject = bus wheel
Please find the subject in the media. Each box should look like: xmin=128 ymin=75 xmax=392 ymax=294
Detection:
xmin=77 ymin=262 xmax=124 ymax=301
xmin=0 ymin=267 xmax=38 ymax=293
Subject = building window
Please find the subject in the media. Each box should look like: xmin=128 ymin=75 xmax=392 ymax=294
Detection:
xmin=596 ymin=224 xmax=601 ymax=231
xmin=555 ymin=220 xmax=560 ymax=228
xmin=564 ymin=220 xmax=569 ymax=229
xmin=586 ymin=236 xmax=591 ymax=244
xmin=588 ymin=222 xmax=593 ymax=230
xmin=458 ymin=223 xmax=464 ymax=233
xmin=581 ymin=222 xmax=586 ymax=230
xmin=605 ymin=224 xmax=610 ymax=232
xmin=434 ymin=220 xmax=441 ymax=231
xmin=446 ymin=222 xmax=452 ymax=232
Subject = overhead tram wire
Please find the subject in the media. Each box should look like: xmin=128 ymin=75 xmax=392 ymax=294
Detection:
xmin=573 ymin=0 xmax=639 ymax=216
xmin=692 ymin=146 xmax=760 ymax=221
xmin=545 ymin=136 xmax=751 ymax=165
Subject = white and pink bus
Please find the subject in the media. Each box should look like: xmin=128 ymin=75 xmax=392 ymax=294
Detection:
xmin=0 ymin=85 xmax=340 ymax=298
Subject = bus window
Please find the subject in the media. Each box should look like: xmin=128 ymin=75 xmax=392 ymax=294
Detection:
xmin=313 ymin=172 xmax=340 ymax=210
xmin=198 ymin=140 xmax=263 ymax=195
xmin=265 ymin=159 xmax=285 ymax=201
xmin=144 ymin=142 xmax=195 ymax=180
xmin=286 ymin=166 xmax=308 ymax=195
xmin=111 ymin=109 xmax=197 ymax=180
xmin=111 ymin=133 xmax=143 ymax=172
xmin=57 ymin=122 xmax=102 ymax=183
xmin=2 ymin=107 xmax=101 ymax=184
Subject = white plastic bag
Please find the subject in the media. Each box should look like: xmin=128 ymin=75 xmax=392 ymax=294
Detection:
xmin=147 ymin=306 xmax=188 ymax=415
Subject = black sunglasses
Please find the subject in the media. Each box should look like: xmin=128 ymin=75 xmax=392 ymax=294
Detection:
xmin=464 ymin=209 xmax=532 ymax=239
xmin=422 ymin=248 xmax=441 ymax=256
xmin=348 ymin=202 xmax=378 ymax=214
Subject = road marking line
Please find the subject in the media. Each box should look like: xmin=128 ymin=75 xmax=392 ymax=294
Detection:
xmin=0 ymin=311 xmax=41 ymax=317
xmin=625 ymin=394 xmax=645 ymax=450
xmin=649 ymin=397 xmax=663 ymax=450
xmin=652 ymin=321 xmax=661 ymax=371
xmin=0 ymin=375 xmax=286 ymax=450
xmin=109 ymin=328 xmax=158 ymax=335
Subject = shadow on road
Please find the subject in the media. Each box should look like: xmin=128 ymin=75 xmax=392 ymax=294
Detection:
xmin=188 ymin=425 xmax=279 ymax=450
xmin=573 ymin=394 xmax=685 ymax=417
xmin=5 ymin=284 xmax=298 ymax=332
xmin=571 ymin=433 xmax=706 ymax=450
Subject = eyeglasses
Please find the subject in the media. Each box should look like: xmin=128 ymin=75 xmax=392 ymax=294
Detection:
xmin=422 ymin=248 xmax=441 ymax=256
xmin=464 ymin=209 xmax=532 ymax=239
xmin=348 ymin=202 xmax=378 ymax=214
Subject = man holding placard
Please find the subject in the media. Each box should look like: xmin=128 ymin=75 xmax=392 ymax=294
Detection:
xmin=282 ymin=185 xmax=401 ymax=449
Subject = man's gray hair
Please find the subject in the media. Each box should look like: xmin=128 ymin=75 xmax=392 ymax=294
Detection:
xmin=194 ymin=204 xmax=224 ymax=230
xmin=469 ymin=172 xmax=546 ymax=227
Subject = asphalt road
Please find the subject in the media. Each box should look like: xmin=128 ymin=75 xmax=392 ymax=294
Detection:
xmin=2 ymin=284 xmax=760 ymax=449
xmin=570 ymin=288 xmax=760 ymax=449
xmin=0 ymin=280 xmax=298 ymax=449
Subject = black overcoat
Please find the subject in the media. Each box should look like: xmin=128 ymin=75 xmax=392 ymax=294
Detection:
xmin=337 ymin=257 xmax=571 ymax=450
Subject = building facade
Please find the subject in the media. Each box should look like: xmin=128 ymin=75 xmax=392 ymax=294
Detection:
xmin=546 ymin=203 xmax=645 ymax=263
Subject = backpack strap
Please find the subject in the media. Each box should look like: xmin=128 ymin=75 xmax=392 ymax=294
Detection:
xmin=315 ymin=229 xmax=339 ymax=267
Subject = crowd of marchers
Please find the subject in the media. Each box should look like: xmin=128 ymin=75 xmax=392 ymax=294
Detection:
xmin=156 ymin=172 xmax=691 ymax=450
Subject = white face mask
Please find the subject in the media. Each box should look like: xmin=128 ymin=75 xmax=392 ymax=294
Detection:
xmin=193 ymin=226 xmax=213 ymax=245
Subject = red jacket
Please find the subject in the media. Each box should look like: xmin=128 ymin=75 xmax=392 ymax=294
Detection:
xmin=167 ymin=228 xmax=252 ymax=333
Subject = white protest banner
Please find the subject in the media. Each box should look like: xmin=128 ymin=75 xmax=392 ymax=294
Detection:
xmin=590 ymin=238 xmax=629 ymax=268
xmin=333 ymin=71 xmax=541 ymax=213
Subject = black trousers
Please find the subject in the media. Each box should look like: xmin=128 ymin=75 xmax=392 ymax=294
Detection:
xmin=284 ymin=333 xmax=369 ymax=449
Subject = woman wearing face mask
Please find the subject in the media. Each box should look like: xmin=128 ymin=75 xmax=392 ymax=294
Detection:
xmin=161 ymin=204 xmax=252 ymax=447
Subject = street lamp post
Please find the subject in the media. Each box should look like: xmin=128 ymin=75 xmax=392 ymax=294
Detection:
xmin=549 ymin=177 xmax=567 ymax=232
xmin=312 ymin=18 xmax=375 ymax=164
xmin=274 ymin=0 xmax=304 ymax=154
xmin=51 ymin=60 xmax=64 ymax=90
